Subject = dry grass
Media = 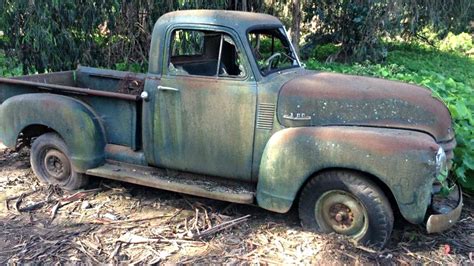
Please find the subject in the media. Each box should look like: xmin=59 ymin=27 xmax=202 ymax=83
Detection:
xmin=0 ymin=147 xmax=472 ymax=264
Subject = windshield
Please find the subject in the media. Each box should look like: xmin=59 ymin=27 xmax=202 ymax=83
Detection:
xmin=248 ymin=28 xmax=300 ymax=76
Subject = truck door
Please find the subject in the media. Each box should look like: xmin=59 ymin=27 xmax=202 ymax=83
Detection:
xmin=149 ymin=27 xmax=257 ymax=181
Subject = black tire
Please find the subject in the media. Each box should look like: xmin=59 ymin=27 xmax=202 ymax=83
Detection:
xmin=298 ymin=170 xmax=394 ymax=249
xmin=30 ymin=132 xmax=88 ymax=190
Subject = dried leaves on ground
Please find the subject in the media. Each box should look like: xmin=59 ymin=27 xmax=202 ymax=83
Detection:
xmin=0 ymin=147 xmax=472 ymax=264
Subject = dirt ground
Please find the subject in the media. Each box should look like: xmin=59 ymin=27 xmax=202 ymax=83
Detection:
xmin=0 ymin=145 xmax=473 ymax=264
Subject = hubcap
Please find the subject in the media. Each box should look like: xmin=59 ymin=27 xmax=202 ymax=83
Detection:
xmin=315 ymin=190 xmax=369 ymax=239
xmin=43 ymin=149 xmax=71 ymax=182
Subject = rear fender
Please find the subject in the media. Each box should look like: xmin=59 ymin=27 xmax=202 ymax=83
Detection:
xmin=0 ymin=93 xmax=106 ymax=172
xmin=256 ymin=126 xmax=439 ymax=224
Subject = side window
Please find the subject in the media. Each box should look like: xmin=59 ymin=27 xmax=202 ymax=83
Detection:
xmin=168 ymin=29 xmax=246 ymax=78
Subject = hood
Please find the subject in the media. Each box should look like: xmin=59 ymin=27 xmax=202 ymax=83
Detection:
xmin=278 ymin=72 xmax=454 ymax=142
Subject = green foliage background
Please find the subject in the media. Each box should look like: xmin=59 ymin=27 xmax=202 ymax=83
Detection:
xmin=301 ymin=0 xmax=473 ymax=62
xmin=0 ymin=0 xmax=270 ymax=74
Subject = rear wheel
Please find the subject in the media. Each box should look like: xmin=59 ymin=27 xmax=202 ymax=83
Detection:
xmin=30 ymin=133 xmax=88 ymax=190
xmin=298 ymin=170 xmax=394 ymax=249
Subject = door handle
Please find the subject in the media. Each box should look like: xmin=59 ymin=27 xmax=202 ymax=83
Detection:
xmin=158 ymin=85 xmax=180 ymax=92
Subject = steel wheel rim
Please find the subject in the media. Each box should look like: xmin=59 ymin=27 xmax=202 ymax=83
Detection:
xmin=314 ymin=190 xmax=369 ymax=240
xmin=43 ymin=149 xmax=71 ymax=182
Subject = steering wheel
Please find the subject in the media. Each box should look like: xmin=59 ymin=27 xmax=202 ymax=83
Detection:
xmin=264 ymin=53 xmax=281 ymax=71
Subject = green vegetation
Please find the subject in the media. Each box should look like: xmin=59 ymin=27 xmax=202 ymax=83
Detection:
xmin=306 ymin=35 xmax=473 ymax=191
xmin=0 ymin=0 xmax=264 ymax=74
xmin=0 ymin=50 xmax=21 ymax=77
xmin=310 ymin=43 xmax=340 ymax=62
xmin=2 ymin=1 xmax=472 ymax=71
xmin=301 ymin=0 xmax=473 ymax=62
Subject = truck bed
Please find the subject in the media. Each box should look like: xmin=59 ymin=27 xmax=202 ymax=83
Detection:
xmin=0 ymin=67 xmax=146 ymax=150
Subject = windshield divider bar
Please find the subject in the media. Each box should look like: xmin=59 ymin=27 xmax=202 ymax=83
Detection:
xmin=283 ymin=26 xmax=302 ymax=67
xmin=216 ymin=34 xmax=224 ymax=77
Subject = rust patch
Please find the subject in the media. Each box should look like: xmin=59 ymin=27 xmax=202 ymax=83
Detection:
xmin=268 ymin=126 xmax=438 ymax=156
xmin=307 ymin=127 xmax=439 ymax=156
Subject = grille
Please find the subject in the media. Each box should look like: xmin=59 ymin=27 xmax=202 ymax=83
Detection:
xmin=256 ymin=103 xmax=276 ymax=130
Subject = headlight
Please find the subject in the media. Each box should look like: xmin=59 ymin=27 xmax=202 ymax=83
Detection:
xmin=435 ymin=147 xmax=448 ymax=180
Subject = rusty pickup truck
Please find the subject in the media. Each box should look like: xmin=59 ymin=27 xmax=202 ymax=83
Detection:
xmin=0 ymin=10 xmax=462 ymax=248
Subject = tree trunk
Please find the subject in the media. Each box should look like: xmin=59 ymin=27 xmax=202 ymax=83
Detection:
xmin=291 ymin=0 xmax=301 ymax=55
xmin=242 ymin=0 xmax=247 ymax=11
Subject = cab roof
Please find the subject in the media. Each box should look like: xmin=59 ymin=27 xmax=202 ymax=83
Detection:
xmin=156 ymin=10 xmax=283 ymax=31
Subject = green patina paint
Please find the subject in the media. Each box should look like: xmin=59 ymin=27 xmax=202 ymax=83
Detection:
xmin=256 ymin=126 xmax=438 ymax=224
xmin=0 ymin=94 xmax=106 ymax=172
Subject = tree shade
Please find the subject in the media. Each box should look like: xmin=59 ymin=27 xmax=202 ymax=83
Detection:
xmin=0 ymin=0 xmax=471 ymax=72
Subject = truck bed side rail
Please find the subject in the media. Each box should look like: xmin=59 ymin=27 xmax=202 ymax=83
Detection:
xmin=0 ymin=77 xmax=139 ymax=101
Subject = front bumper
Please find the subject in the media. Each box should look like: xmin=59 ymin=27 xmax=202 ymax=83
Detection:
xmin=426 ymin=184 xmax=463 ymax=234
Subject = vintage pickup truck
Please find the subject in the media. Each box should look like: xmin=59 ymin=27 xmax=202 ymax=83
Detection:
xmin=0 ymin=10 xmax=462 ymax=248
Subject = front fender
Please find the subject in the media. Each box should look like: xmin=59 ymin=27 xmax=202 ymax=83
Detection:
xmin=256 ymin=126 xmax=439 ymax=224
xmin=0 ymin=93 xmax=106 ymax=172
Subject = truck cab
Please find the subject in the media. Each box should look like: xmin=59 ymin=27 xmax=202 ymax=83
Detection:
xmin=142 ymin=11 xmax=300 ymax=181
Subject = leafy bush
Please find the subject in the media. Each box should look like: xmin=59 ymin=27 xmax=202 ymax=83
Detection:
xmin=0 ymin=1 xmax=267 ymax=74
xmin=114 ymin=61 xmax=146 ymax=73
xmin=306 ymin=41 xmax=474 ymax=191
xmin=302 ymin=0 xmax=473 ymax=63
xmin=311 ymin=44 xmax=340 ymax=62
xmin=0 ymin=50 xmax=22 ymax=77
xmin=303 ymin=0 xmax=389 ymax=62
xmin=438 ymin=32 xmax=473 ymax=55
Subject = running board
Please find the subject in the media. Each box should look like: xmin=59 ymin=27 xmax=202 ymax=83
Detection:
xmin=86 ymin=161 xmax=255 ymax=204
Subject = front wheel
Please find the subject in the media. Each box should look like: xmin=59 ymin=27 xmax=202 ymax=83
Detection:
xmin=30 ymin=133 xmax=88 ymax=190
xmin=298 ymin=170 xmax=394 ymax=249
